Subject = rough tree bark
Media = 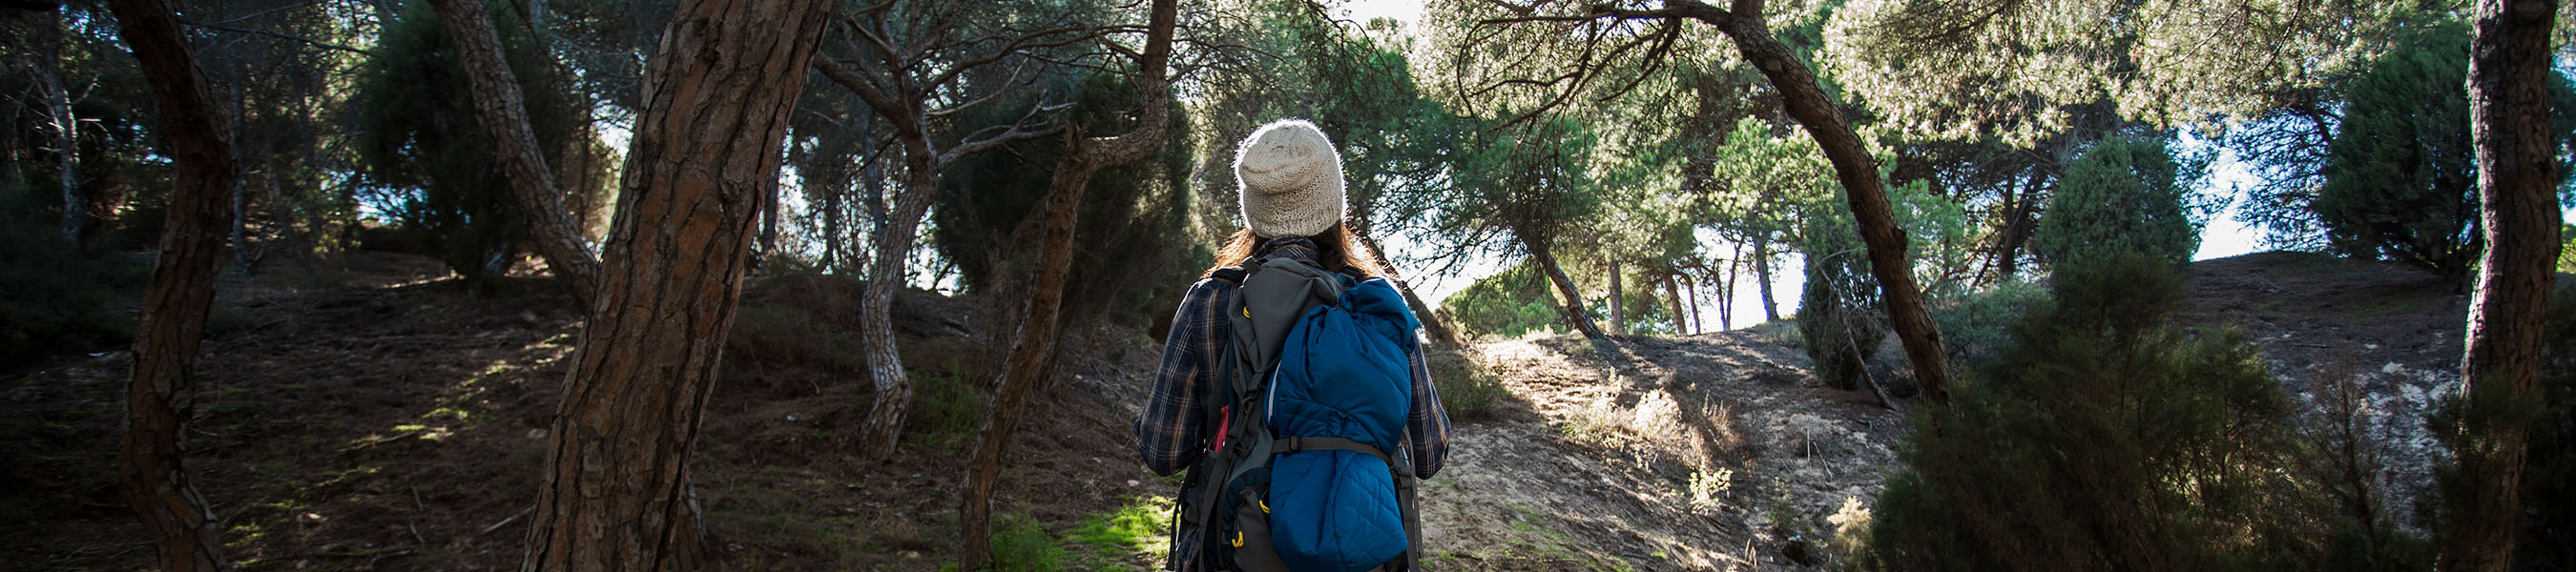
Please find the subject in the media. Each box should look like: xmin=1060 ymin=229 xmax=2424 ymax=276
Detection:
xmin=1683 ymin=270 xmax=1702 ymax=334
xmin=1664 ymin=274 xmax=1688 ymax=335
xmin=1527 ymin=238 xmax=1609 ymax=339
xmin=511 ymin=1 xmax=833 ymax=570
xmin=1607 ymin=259 xmax=1626 ymax=335
xmin=1592 ymin=0 xmax=1953 ymax=400
xmin=104 ymin=0 xmax=237 ymax=567
xmin=427 ymin=0 xmax=603 ymax=310
xmin=957 ymin=7 xmax=1177 ymax=567
xmin=2441 ymin=0 xmax=2562 ymax=569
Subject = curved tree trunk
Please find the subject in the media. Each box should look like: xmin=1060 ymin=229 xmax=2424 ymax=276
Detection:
xmin=854 ymin=160 xmax=935 ymax=458
xmin=1653 ymin=0 xmax=1952 ymax=401
xmin=956 ymin=3 xmax=1177 ymax=567
xmin=104 ymin=0 xmax=237 ymax=567
xmin=2441 ymin=0 xmax=2562 ymax=569
xmin=1527 ymin=238 xmax=1608 ymax=339
xmin=512 ymin=2 xmax=833 ymax=570
xmin=429 ymin=0 xmax=603 ymax=310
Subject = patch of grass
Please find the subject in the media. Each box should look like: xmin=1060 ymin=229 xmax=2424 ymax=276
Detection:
xmin=1069 ymin=495 xmax=1174 ymax=565
xmin=938 ymin=513 xmax=1066 ymax=572
xmin=905 ymin=368 xmax=987 ymax=453
xmin=1431 ymin=361 xmax=1509 ymax=421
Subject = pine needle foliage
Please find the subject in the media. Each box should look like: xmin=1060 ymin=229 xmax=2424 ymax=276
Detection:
xmin=1861 ymin=253 xmax=2339 ymax=571
xmin=2032 ymin=135 xmax=2198 ymax=270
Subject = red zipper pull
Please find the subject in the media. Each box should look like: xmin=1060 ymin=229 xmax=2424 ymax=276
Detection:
xmin=1212 ymin=405 xmax=1234 ymax=452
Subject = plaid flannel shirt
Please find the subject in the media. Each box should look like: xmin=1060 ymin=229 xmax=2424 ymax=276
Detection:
xmin=1132 ymin=237 xmax=1452 ymax=480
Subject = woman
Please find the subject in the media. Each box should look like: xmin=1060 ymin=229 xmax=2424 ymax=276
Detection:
xmin=1133 ymin=118 xmax=1451 ymax=570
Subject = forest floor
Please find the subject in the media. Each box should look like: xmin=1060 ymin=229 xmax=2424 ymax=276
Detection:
xmin=0 ymin=250 xmax=2466 ymax=571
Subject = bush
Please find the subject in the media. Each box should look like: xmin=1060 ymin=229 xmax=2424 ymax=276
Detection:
xmin=2314 ymin=22 xmax=2480 ymax=286
xmin=1797 ymin=209 xmax=1886 ymax=392
xmin=1430 ymin=360 xmax=1509 ymax=421
xmin=1437 ymin=260 xmax=1566 ymax=339
xmin=350 ymin=0 xmax=586 ymax=284
xmin=2513 ymin=283 xmax=2576 ymax=570
xmin=2033 ymin=135 xmax=2198 ymax=271
xmin=905 ymin=369 xmax=988 ymax=452
xmin=0 ymin=177 xmax=145 ymax=361
xmin=1860 ymin=252 xmax=2384 ymax=571
xmin=1928 ymin=279 xmax=2049 ymax=371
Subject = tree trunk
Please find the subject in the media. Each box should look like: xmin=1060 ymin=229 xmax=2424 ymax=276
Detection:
xmin=1527 ymin=239 xmax=1608 ymax=339
xmin=1990 ymin=169 xmax=2046 ymax=281
xmin=1607 ymin=259 xmax=1626 ymax=336
xmin=1720 ymin=255 xmax=1741 ymax=329
xmin=1753 ymin=237 xmax=1778 ymax=322
xmin=759 ymin=174 xmax=780 ymax=263
xmin=2441 ymin=0 xmax=2562 ymax=569
xmin=429 ymin=0 xmax=604 ymax=310
xmin=1665 ymin=274 xmax=1688 ymax=335
xmin=42 ymin=9 xmax=79 ymax=248
xmin=1683 ymin=272 xmax=1702 ymax=334
xmin=105 ymin=0 xmax=237 ymax=568
xmin=957 ymin=4 xmax=1177 ymax=568
xmin=821 ymin=170 xmax=841 ymax=272
xmin=1669 ymin=0 xmax=1953 ymax=401
xmin=855 ymin=156 xmax=935 ymax=458
xmin=513 ymin=2 xmax=832 ymax=570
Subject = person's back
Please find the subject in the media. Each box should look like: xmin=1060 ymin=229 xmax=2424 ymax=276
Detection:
xmin=1132 ymin=119 xmax=1451 ymax=571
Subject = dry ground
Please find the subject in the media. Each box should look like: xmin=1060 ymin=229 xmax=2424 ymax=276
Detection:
xmin=1 ymin=250 xmax=2473 ymax=571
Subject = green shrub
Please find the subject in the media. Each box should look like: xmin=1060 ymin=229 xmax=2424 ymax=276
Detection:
xmin=905 ymin=369 xmax=988 ymax=452
xmin=2513 ymin=284 xmax=2576 ymax=570
xmin=986 ymin=513 xmax=1069 ymax=572
xmin=2033 ymin=135 xmax=2198 ymax=271
xmin=1797 ymin=210 xmax=1886 ymax=392
xmin=1437 ymin=260 xmax=1566 ymax=339
xmin=1431 ymin=360 xmax=1509 ymax=421
xmin=0 ymin=177 xmax=144 ymax=361
xmin=1861 ymin=252 xmax=2371 ymax=571
xmin=1927 ymin=279 xmax=2049 ymax=371
xmin=350 ymin=0 xmax=587 ymax=284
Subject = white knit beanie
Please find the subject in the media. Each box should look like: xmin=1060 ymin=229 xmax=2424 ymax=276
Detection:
xmin=1234 ymin=119 xmax=1345 ymax=238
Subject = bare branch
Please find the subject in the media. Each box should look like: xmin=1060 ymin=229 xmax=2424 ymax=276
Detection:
xmin=177 ymin=19 xmax=371 ymax=54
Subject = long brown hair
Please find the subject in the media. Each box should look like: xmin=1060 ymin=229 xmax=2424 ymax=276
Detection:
xmin=1203 ymin=222 xmax=1387 ymax=278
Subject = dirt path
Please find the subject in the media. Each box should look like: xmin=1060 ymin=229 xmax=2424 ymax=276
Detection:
xmin=1417 ymin=331 xmax=1905 ymax=571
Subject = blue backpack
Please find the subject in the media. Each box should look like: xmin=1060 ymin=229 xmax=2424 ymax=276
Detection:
xmin=1172 ymin=256 xmax=1423 ymax=572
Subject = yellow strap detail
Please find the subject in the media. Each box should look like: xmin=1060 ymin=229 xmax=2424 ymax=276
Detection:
xmin=1258 ymin=500 xmax=1269 ymax=513
xmin=1232 ymin=531 xmax=1245 ymax=547
xmin=1243 ymin=306 xmax=1252 ymax=317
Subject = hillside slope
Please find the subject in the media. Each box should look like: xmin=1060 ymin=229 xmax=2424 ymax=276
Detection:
xmin=1 ymin=251 xmax=2473 ymax=571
